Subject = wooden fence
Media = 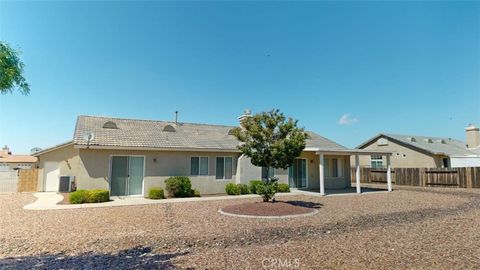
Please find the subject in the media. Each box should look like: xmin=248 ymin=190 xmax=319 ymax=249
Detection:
xmin=351 ymin=167 xmax=480 ymax=188
xmin=18 ymin=169 xmax=39 ymax=192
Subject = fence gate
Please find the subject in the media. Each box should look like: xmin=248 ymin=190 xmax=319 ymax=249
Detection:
xmin=0 ymin=170 xmax=19 ymax=193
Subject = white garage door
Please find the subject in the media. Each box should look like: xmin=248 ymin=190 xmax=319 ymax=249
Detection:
xmin=44 ymin=162 xmax=60 ymax=192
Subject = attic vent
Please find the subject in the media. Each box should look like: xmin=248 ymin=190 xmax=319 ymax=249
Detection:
xmin=407 ymin=137 xmax=416 ymax=142
xmin=425 ymin=138 xmax=433 ymax=143
xmin=377 ymin=138 xmax=388 ymax=146
xmin=227 ymin=129 xmax=236 ymax=136
xmin=163 ymin=125 xmax=176 ymax=132
xmin=102 ymin=121 xmax=118 ymax=129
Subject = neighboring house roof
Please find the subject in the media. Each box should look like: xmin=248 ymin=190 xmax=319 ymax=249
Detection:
xmin=0 ymin=152 xmax=37 ymax=163
xmin=357 ymin=133 xmax=479 ymax=157
xmin=72 ymin=115 xmax=350 ymax=152
xmin=32 ymin=141 xmax=75 ymax=157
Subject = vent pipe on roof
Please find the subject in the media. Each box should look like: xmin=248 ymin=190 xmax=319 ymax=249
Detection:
xmin=174 ymin=111 xmax=178 ymax=125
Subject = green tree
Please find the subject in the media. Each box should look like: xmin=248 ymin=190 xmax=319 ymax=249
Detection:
xmin=232 ymin=109 xmax=309 ymax=202
xmin=0 ymin=42 xmax=30 ymax=95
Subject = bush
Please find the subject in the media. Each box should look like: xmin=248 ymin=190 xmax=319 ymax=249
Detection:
xmin=165 ymin=176 xmax=192 ymax=198
xmin=86 ymin=189 xmax=110 ymax=203
xmin=277 ymin=183 xmax=290 ymax=193
xmin=225 ymin=183 xmax=240 ymax=195
xmin=257 ymin=178 xmax=278 ymax=202
xmin=190 ymin=189 xmax=201 ymax=197
xmin=69 ymin=189 xmax=109 ymax=204
xmin=249 ymin=180 xmax=263 ymax=194
xmin=69 ymin=190 xmax=88 ymax=204
xmin=238 ymin=184 xmax=250 ymax=195
xmin=148 ymin=188 xmax=165 ymax=199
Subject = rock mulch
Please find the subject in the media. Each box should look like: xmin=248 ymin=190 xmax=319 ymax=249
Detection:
xmin=1 ymin=187 xmax=479 ymax=269
xmin=221 ymin=201 xmax=318 ymax=216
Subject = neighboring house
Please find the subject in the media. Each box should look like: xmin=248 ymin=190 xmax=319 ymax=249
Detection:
xmin=0 ymin=145 xmax=38 ymax=171
xmin=34 ymin=112 xmax=390 ymax=195
xmin=356 ymin=125 xmax=480 ymax=168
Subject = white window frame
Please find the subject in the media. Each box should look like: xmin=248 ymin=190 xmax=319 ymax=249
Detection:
xmin=371 ymin=155 xmax=383 ymax=168
xmin=190 ymin=156 xmax=209 ymax=176
xmin=325 ymin=158 xmax=343 ymax=178
xmin=215 ymin=156 xmax=233 ymax=181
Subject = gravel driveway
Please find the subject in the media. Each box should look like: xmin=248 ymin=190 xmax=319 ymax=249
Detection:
xmin=1 ymin=187 xmax=479 ymax=269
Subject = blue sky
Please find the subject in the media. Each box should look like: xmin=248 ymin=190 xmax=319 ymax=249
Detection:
xmin=1 ymin=1 xmax=479 ymax=154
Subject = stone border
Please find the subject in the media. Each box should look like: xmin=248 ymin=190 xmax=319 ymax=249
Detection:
xmin=218 ymin=208 xmax=319 ymax=219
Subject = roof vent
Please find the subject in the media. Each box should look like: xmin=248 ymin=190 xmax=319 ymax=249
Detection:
xmin=377 ymin=138 xmax=388 ymax=146
xmin=102 ymin=121 xmax=118 ymax=129
xmin=424 ymin=138 xmax=433 ymax=143
xmin=407 ymin=137 xmax=416 ymax=142
xmin=163 ymin=124 xmax=176 ymax=132
xmin=436 ymin=139 xmax=446 ymax=144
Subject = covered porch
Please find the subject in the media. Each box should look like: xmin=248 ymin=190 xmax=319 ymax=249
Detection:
xmin=318 ymin=149 xmax=392 ymax=195
xmin=288 ymin=149 xmax=392 ymax=195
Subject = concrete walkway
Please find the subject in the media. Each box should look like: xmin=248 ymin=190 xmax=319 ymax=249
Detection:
xmin=23 ymin=191 xmax=301 ymax=211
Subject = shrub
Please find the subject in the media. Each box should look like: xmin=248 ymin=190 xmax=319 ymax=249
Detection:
xmin=225 ymin=183 xmax=240 ymax=195
xmin=165 ymin=176 xmax=192 ymax=198
xmin=148 ymin=188 xmax=165 ymax=199
xmin=69 ymin=189 xmax=109 ymax=204
xmin=190 ymin=189 xmax=201 ymax=197
xmin=257 ymin=178 xmax=278 ymax=202
xmin=238 ymin=184 xmax=250 ymax=195
xmin=249 ymin=180 xmax=263 ymax=194
xmin=69 ymin=190 xmax=88 ymax=204
xmin=277 ymin=183 xmax=290 ymax=193
xmin=86 ymin=189 xmax=110 ymax=203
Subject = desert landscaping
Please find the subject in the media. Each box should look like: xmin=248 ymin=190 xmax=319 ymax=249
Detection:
xmin=1 ymin=186 xmax=479 ymax=269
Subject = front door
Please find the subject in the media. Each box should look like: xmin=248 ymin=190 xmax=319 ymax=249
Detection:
xmin=110 ymin=156 xmax=144 ymax=196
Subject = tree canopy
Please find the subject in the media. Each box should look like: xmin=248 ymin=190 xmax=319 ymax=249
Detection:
xmin=0 ymin=42 xmax=30 ymax=95
xmin=232 ymin=109 xmax=309 ymax=171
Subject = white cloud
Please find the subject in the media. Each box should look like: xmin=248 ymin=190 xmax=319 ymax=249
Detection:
xmin=338 ymin=114 xmax=358 ymax=125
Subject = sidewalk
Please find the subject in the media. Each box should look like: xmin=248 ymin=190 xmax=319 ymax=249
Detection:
xmin=23 ymin=191 xmax=301 ymax=211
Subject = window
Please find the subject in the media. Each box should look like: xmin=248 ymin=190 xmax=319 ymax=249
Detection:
xmin=371 ymin=155 xmax=383 ymax=168
xmin=261 ymin=167 xmax=275 ymax=179
xmin=325 ymin=158 xmax=343 ymax=177
xmin=190 ymin=157 xmax=208 ymax=176
xmin=216 ymin=157 xmax=233 ymax=180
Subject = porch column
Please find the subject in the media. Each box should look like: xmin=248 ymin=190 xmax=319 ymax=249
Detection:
xmin=355 ymin=154 xmax=361 ymax=194
xmin=319 ymin=153 xmax=325 ymax=196
xmin=387 ymin=155 xmax=392 ymax=192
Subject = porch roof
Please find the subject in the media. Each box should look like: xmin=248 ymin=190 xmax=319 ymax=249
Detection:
xmin=304 ymin=147 xmax=392 ymax=156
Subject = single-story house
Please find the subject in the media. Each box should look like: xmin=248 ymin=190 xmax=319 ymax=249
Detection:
xmin=356 ymin=125 xmax=480 ymax=168
xmin=34 ymin=112 xmax=391 ymax=195
xmin=0 ymin=145 xmax=37 ymax=171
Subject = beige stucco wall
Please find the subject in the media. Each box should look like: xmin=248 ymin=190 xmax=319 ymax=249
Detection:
xmin=80 ymin=149 xmax=242 ymax=195
xmin=38 ymin=147 xmax=241 ymax=195
xmin=36 ymin=145 xmax=80 ymax=191
xmin=356 ymin=137 xmax=444 ymax=168
xmin=37 ymin=146 xmax=352 ymax=195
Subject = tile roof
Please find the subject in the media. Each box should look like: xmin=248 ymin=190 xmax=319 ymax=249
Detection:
xmin=358 ymin=133 xmax=479 ymax=157
xmin=73 ymin=115 xmax=349 ymax=152
xmin=0 ymin=153 xmax=37 ymax=163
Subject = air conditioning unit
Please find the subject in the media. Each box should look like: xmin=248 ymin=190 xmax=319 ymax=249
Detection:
xmin=59 ymin=176 xmax=75 ymax=192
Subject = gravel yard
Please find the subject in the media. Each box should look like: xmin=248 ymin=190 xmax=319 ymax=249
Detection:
xmin=1 ymin=187 xmax=480 ymax=269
